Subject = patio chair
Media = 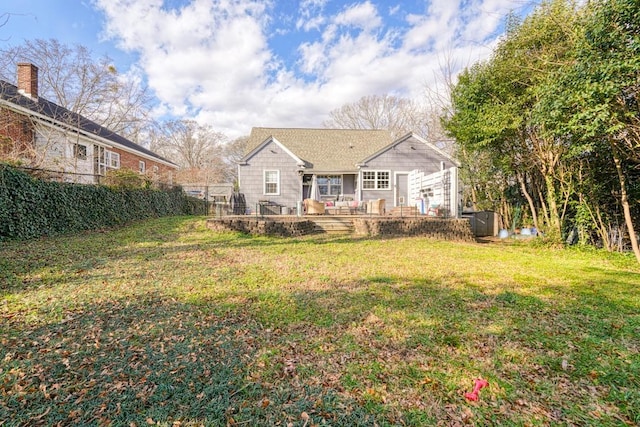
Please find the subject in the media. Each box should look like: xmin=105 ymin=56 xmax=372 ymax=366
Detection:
xmin=367 ymin=199 xmax=386 ymax=215
xmin=303 ymin=198 xmax=325 ymax=215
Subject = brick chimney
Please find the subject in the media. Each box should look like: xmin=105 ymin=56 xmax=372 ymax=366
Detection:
xmin=17 ymin=63 xmax=38 ymax=100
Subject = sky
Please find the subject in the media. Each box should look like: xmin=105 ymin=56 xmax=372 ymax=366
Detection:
xmin=2 ymin=0 xmax=539 ymax=140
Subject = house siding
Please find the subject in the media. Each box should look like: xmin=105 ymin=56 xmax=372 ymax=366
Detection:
xmin=1 ymin=104 xmax=176 ymax=185
xmin=238 ymin=140 xmax=301 ymax=213
xmin=360 ymin=137 xmax=456 ymax=206
xmin=238 ymin=129 xmax=461 ymax=216
xmin=2 ymin=63 xmax=178 ymax=186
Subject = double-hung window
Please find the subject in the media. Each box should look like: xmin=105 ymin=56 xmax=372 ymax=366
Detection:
xmin=139 ymin=160 xmax=146 ymax=174
xmin=317 ymin=175 xmax=342 ymax=196
xmin=264 ymin=170 xmax=280 ymax=195
xmin=94 ymin=147 xmax=120 ymax=175
xmin=362 ymin=171 xmax=390 ymax=189
xmin=104 ymin=150 xmax=120 ymax=169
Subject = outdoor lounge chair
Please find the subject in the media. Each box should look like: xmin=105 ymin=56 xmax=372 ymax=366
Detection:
xmin=304 ymin=198 xmax=325 ymax=215
xmin=367 ymin=199 xmax=386 ymax=215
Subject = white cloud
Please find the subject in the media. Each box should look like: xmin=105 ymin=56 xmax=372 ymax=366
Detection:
xmin=94 ymin=0 xmax=532 ymax=139
xmin=296 ymin=0 xmax=327 ymax=31
xmin=334 ymin=1 xmax=382 ymax=32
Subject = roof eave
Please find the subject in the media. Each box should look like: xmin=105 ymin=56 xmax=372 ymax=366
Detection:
xmin=239 ymin=135 xmax=306 ymax=166
xmin=359 ymin=132 xmax=460 ymax=167
xmin=1 ymin=97 xmax=178 ymax=168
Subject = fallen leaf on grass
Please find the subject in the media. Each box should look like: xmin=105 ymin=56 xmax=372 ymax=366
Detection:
xmin=462 ymin=407 xmax=474 ymax=423
xmin=68 ymin=409 xmax=82 ymax=419
xmin=31 ymin=406 xmax=51 ymax=420
xmin=283 ymin=358 xmax=297 ymax=376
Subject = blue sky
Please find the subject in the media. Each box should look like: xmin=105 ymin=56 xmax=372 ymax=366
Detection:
xmin=2 ymin=0 xmax=539 ymax=139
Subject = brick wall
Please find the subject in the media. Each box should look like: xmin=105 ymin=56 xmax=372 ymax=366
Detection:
xmin=0 ymin=107 xmax=35 ymax=157
xmin=109 ymin=146 xmax=175 ymax=184
xmin=17 ymin=63 xmax=38 ymax=99
xmin=0 ymin=107 xmax=176 ymax=184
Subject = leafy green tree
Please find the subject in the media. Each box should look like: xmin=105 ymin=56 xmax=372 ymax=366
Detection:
xmin=535 ymin=0 xmax=640 ymax=260
xmin=446 ymin=0 xmax=579 ymax=238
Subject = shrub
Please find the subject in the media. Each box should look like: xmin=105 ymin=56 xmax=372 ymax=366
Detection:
xmin=0 ymin=164 xmax=206 ymax=241
xmin=103 ymin=168 xmax=151 ymax=189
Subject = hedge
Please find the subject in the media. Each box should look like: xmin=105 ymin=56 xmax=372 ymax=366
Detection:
xmin=0 ymin=164 xmax=206 ymax=241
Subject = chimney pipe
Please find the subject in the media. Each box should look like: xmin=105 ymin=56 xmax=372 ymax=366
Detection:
xmin=17 ymin=63 xmax=38 ymax=100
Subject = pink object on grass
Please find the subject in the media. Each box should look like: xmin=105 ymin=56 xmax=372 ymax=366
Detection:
xmin=464 ymin=378 xmax=489 ymax=401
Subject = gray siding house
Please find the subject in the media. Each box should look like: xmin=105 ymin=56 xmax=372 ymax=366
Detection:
xmin=238 ymin=127 xmax=460 ymax=216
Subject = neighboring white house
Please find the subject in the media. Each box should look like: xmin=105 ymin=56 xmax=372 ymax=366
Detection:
xmin=0 ymin=63 xmax=177 ymax=184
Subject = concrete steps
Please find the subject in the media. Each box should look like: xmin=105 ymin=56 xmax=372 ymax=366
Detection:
xmin=308 ymin=216 xmax=355 ymax=234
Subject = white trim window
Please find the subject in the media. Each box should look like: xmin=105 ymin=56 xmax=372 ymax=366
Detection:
xmin=104 ymin=150 xmax=120 ymax=169
xmin=95 ymin=146 xmax=120 ymax=175
xmin=264 ymin=170 xmax=280 ymax=195
xmin=362 ymin=170 xmax=390 ymax=189
xmin=139 ymin=160 xmax=146 ymax=174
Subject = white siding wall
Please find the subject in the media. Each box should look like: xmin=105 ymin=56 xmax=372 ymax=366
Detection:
xmin=34 ymin=126 xmax=96 ymax=184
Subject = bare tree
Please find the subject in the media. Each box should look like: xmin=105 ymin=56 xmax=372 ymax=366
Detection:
xmin=0 ymin=39 xmax=153 ymax=142
xmin=220 ymin=135 xmax=251 ymax=183
xmin=151 ymin=119 xmax=230 ymax=184
xmin=323 ymin=94 xmax=428 ymax=140
xmin=423 ymin=50 xmax=464 ymax=155
xmin=0 ymin=13 xmax=10 ymax=31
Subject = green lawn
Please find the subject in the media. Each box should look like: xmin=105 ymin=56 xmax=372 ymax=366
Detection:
xmin=1 ymin=216 xmax=639 ymax=426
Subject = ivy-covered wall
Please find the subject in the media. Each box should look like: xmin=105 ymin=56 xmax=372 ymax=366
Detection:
xmin=0 ymin=164 xmax=205 ymax=241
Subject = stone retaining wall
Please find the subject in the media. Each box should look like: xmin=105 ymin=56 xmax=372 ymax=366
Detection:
xmin=206 ymin=217 xmax=316 ymax=237
xmin=353 ymin=217 xmax=475 ymax=241
xmin=207 ymin=216 xmax=475 ymax=241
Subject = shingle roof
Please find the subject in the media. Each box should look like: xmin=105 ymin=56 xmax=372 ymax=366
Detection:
xmin=0 ymin=80 xmax=176 ymax=166
xmin=246 ymin=127 xmax=393 ymax=172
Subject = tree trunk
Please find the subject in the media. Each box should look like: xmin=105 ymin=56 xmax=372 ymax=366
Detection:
xmin=470 ymin=184 xmax=479 ymax=211
xmin=543 ymin=173 xmax=562 ymax=239
xmin=516 ymin=171 xmax=539 ymax=229
xmin=584 ymin=194 xmax=612 ymax=251
xmin=612 ymin=145 xmax=640 ymax=263
xmin=501 ymin=199 xmax=511 ymax=230
xmin=537 ymin=187 xmax=550 ymax=232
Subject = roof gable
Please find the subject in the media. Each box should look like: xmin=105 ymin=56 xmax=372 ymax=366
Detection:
xmin=0 ymin=80 xmax=176 ymax=167
xmin=239 ymin=135 xmax=305 ymax=167
xmin=245 ymin=127 xmax=393 ymax=172
xmin=359 ymin=132 xmax=460 ymax=167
